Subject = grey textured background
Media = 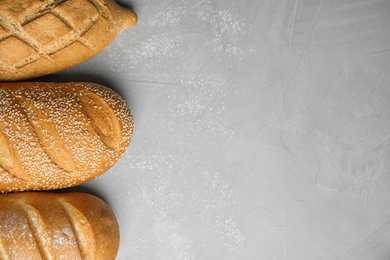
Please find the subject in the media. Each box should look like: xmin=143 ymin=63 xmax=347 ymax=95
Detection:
xmin=43 ymin=0 xmax=390 ymax=259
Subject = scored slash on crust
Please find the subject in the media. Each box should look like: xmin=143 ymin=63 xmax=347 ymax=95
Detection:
xmin=17 ymin=94 xmax=78 ymax=173
xmin=79 ymin=89 xmax=122 ymax=150
xmin=24 ymin=205 xmax=56 ymax=260
xmin=62 ymin=200 xmax=96 ymax=260
xmin=0 ymin=128 xmax=31 ymax=182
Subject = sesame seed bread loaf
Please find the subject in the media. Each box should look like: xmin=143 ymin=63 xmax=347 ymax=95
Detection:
xmin=0 ymin=82 xmax=133 ymax=192
xmin=0 ymin=192 xmax=119 ymax=260
xmin=0 ymin=0 xmax=137 ymax=81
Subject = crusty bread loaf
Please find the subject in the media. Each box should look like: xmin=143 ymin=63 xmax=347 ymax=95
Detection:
xmin=0 ymin=82 xmax=133 ymax=192
xmin=0 ymin=0 xmax=137 ymax=81
xmin=0 ymin=192 xmax=119 ymax=260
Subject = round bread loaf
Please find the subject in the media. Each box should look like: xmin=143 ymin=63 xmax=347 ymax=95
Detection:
xmin=0 ymin=0 xmax=137 ymax=81
xmin=0 ymin=82 xmax=133 ymax=192
xmin=0 ymin=192 xmax=120 ymax=260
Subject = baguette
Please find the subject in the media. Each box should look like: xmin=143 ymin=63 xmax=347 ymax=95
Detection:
xmin=0 ymin=192 xmax=119 ymax=260
xmin=0 ymin=0 xmax=137 ymax=81
xmin=0 ymin=82 xmax=133 ymax=192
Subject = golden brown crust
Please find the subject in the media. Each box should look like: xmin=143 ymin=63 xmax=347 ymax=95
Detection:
xmin=0 ymin=192 xmax=119 ymax=260
xmin=79 ymin=88 xmax=123 ymax=150
xmin=17 ymin=95 xmax=78 ymax=172
xmin=0 ymin=0 xmax=137 ymax=81
xmin=0 ymin=82 xmax=133 ymax=192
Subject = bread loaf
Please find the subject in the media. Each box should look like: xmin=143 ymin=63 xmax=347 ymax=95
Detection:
xmin=0 ymin=0 xmax=137 ymax=81
xmin=0 ymin=192 xmax=119 ymax=260
xmin=0 ymin=82 xmax=133 ymax=192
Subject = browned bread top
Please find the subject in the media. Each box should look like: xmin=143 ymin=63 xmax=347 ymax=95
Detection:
xmin=0 ymin=0 xmax=137 ymax=81
xmin=0 ymin=82 xmax=133 ymax=192
xmin=0 ymin=192 xmax=120 ymax=260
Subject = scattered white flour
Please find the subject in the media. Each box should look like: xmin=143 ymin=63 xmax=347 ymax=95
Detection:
xmin=117 ymin=142 xmax=245 ymax=259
